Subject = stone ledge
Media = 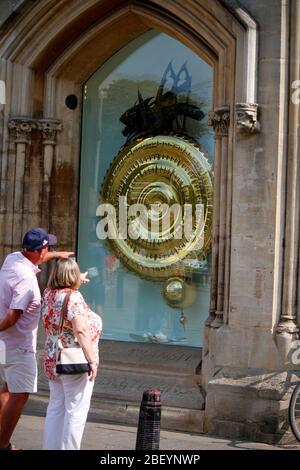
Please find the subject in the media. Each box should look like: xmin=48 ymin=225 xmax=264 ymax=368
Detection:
xmin=36 ymin=367 xmax=204 ymax=410
xmin=205 ymin=367 xmax=299 ymax=444
xmin=209 ymin=367 xmax=294 ymax=400
xmin=99 ymin=340 xmax=202 ymax=374
xmin=24 ymin=393 xmax=205 ymax=434
xmin=36 ymin=341 xmax=204 ymax=411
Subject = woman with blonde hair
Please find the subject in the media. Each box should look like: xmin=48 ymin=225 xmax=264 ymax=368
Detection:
xmin=42 ymin=258 xmax=102 ymax=450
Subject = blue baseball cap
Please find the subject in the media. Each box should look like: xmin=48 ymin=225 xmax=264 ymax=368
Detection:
xmin=22 ymin=228 xmax=57 ymax=252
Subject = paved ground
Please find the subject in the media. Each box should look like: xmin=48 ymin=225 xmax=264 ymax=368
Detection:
xmin=11 ymin=413 xmax=300 ymax=451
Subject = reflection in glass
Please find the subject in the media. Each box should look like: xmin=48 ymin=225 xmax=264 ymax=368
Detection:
xmin=78 ymin=30 xmax=213 ymax=347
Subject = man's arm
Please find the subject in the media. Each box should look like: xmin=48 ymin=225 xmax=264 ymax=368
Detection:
xmin=42 ymin=251 xmax=74 ymax=263
xmin=0 ymin=309 xmax=22 ymax=331
xmin=41 ymin=252 xmax=89 ymax=284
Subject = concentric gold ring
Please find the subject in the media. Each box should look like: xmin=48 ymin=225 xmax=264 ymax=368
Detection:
xmin=100 ymin=134 xmax=213 ymax=280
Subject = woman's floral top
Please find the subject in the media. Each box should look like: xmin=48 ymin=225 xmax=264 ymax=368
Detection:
xmin=42 ymin=288 xmax=102 ymax=380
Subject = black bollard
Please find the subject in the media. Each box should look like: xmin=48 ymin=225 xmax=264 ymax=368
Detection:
xmin=135 ymin=388 xmax=161 ymax=450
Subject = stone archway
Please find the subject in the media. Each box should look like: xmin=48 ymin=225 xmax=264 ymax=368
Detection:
xmin=0 ymin=0 xmax=259 ymax=432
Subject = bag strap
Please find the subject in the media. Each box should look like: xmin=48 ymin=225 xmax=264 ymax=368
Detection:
xmin=58 ymin=290 xmax=73 ymax=337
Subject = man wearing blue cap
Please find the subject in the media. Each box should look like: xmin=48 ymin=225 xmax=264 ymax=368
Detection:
xmin=0 ymin=228 xmax=73 ymax=450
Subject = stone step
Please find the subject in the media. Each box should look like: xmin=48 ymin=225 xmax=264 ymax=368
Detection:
xmin=37 ymin=365 xmax=204 ymax=409
xmin=33 ymin=341 xmax=205 ymax=433
xmin=93 ymin=367 xmax=204 ymax=409
xmin=97 ymin=340 xmax=202 ymax=375
xmin=24 ymin=393 xmax=205 ymax=434
xmin=37 ymin=341 xmax=204 ymax=411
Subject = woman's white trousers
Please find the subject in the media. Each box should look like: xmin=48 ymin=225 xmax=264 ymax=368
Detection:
xmin=43 ymin=373 xmax=94 ymax=450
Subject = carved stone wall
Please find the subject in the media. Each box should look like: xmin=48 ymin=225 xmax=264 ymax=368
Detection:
xmin=0 ymin=0 xmax=298 ymax=443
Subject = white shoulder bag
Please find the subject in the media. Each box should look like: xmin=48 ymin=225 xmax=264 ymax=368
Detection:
xmin=56 ymin=290 xmax=89 ymax=374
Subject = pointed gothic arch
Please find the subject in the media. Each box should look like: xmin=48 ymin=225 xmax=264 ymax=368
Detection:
xmin=0 ymin=0 xmax=263 ymax=434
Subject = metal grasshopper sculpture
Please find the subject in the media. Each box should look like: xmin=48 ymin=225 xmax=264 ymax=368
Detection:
xmin=120 ymin=62 xmax=205 ymax=142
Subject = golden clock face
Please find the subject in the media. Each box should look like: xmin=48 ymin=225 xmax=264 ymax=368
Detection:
xmin=100 ymin=134 xmax=213 ymax=280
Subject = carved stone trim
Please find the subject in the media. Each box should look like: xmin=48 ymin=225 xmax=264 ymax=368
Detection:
xmin=276 ymin=315 xmax=299 ymax=335
xmin=208 ymin=107 xmax=230 ymax=137
xmin=235 ymin=102 xmax=260 ymax=134
xmin=37 ymin=119 xmax=63 ymax=145
xmin=205 ymin=309 xmax=216 ymax=326
xmin=210 ymin=310 xmax=224 ymax=328
xmin=8 ymin=117 xmax=36 ymax=143
xmin=221 ymin=0 xmax=258 ymax=104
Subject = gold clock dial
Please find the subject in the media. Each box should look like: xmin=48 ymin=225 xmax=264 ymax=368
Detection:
xmin=101 ymin=134 xmax=212 ymax=280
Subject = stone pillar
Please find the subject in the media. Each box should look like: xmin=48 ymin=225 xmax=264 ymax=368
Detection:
xmin=201 ymin=108 xmax=230 ymax=391
xmin=275 ymin=0 xmax=300 ymax=365
xmin=37 ymin=119 xmax=63 ymax=229
xmin=204 ymin=131 xmax=221 ymax=327
xmin=7 ymin=118 xmax=36 ymax=247
xmin=207 ymin=107 xmax=230 ymax=328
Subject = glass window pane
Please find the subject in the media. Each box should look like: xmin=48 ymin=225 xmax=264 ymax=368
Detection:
xmin=78 ymin=30 xmax=213 ymax=347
